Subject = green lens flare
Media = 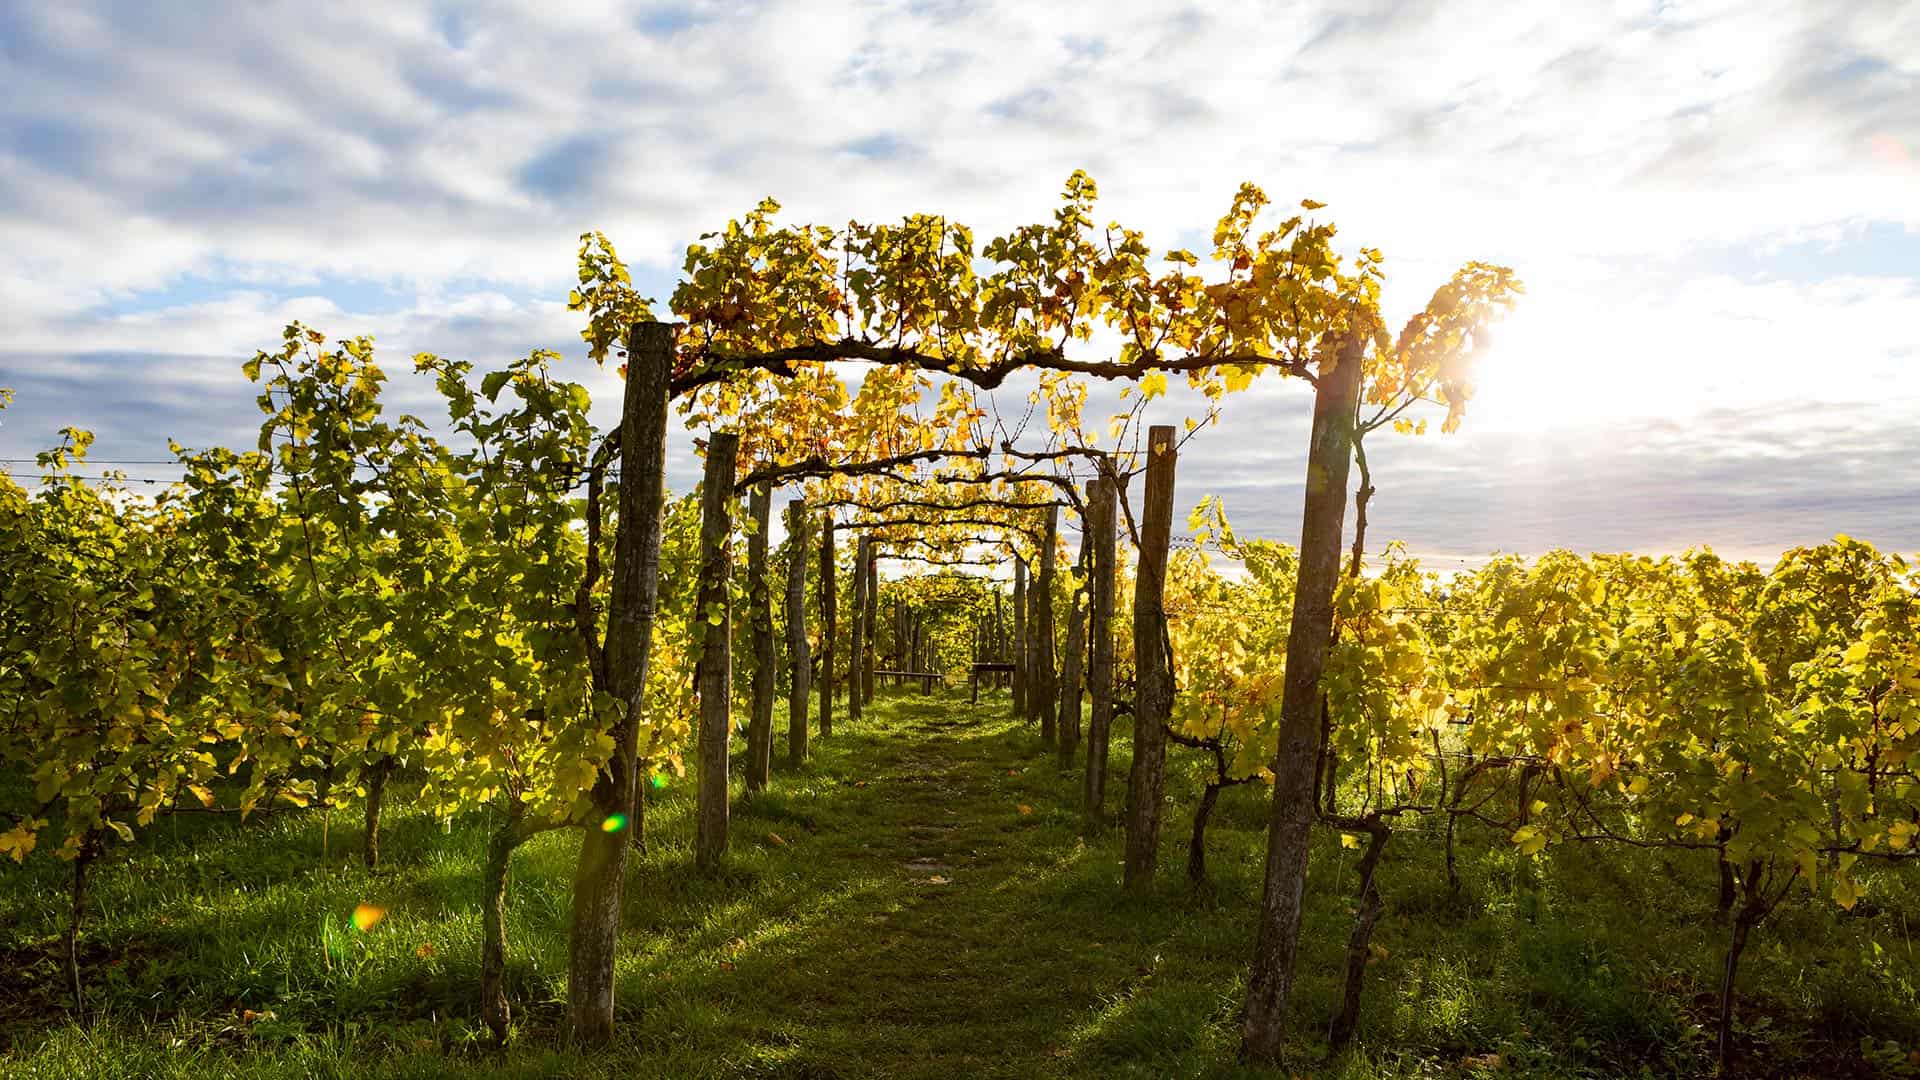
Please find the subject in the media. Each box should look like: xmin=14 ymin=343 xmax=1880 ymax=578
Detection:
xmin=601 ymin=813 xmax=628 ymax=833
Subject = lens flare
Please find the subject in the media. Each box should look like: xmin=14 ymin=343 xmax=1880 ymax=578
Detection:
xmin=1869 ymin=133 xmax=1911 ymax=169
xmin=351 ymin=903 xmax=386 ymax=932
xmin=650 ymin=775 xmax=668 ymax=790
xmin=601 ymin=813 xmax=628 ymax=833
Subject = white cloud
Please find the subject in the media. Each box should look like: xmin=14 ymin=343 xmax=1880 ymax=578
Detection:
xmin=1 ymin=0 xmax=1916 ymax=555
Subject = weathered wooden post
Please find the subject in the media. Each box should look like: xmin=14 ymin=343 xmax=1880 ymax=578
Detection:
xmin=1123 ymin=426 xmax=1177 ymax=891
xmin=896 ymin=597 xmax=908 ymax=671
xmin=1034 ymin=504 xmax=1059 ymax=742
xmin=916 ymin=611 xmax=933 ymax=695
xmin=993 ymin=587 xmax=1006 ymax=690
xmin=784 ymin=500 xmax=810 ymax=768
xmin=971 ymin=614 xmax=982 ymax=703
xmin=862 ymin=544 xmax=878 ymax=704
xmin=567 ymin=321 xmax=671 ymax=1045
xmin=849 ymin=534 xmax=869 ymax=723
xmin=1057 ymin=483 xmax=1093 ymax=769
xmin=1242 ymin=330 xmax=1366 ymax=1063
xmin=1012 ymin=557 xmax=1028 ymax=718
xmin=694 ymin=432 xmax=739 ymax=872
xmin=1083 ymin=472 xmax=1117 ymax=820
xmin=818 ymin=512 xmax=836 ymax=738
xmin=745 ymin=482 xmax=775 ymax=793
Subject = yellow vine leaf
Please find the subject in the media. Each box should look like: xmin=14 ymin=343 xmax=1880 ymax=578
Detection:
xmin=1833 ymin=874 xmax=1861 ymax=911
xmin=0 ymin=823 xmax=37 ymax=862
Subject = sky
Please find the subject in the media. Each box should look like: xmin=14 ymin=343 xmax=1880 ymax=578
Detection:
xmin=1 ymin=0 xmax=1916 ymax=567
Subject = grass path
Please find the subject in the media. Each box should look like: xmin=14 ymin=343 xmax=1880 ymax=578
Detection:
xmin=612 ymin=692 xmax=1252 ymax=1079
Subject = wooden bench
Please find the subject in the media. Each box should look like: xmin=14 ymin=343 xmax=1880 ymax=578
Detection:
xmin=969 ymin=662 xmax=1015 ymax=703
xmin=874 ymin=669 xmax=947 ymax=694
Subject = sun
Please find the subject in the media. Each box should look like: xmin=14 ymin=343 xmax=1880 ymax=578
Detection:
xmin=1461 ymin=298 xmax=1652 ymax=435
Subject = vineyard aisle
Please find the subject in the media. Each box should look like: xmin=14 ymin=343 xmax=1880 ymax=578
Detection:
xmin=4 ymin=690 xmax=1915 ymax=1079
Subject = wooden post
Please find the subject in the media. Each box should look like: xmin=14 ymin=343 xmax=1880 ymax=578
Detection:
xmin=1084 ymin=473 xmax=1117 ymax=820
xmin=568 ymin=321 xmax=672 ymax=1045
xmin=745 ymin=482 xmax=775 ymax=793
xmin=970 ymin=617 xmax=981 ymax=704
xmin=896 ymin=598 xmax=908 ymax=675
xmin=694 ymin=432 xmax=738 ymax=872
xmin=1012 ymin=557 xmax=1028 ymax=718
xmin=1057 ymin=483 xmax=1093 ymax=769
xmin=1035 ymin=505 xmax=1059 ymax=741
xmin=1028 ymin=557 xmax=1043 ymax=725
xmin=862 ymin=545 xmax=878 ymax=704
xmin=992 ymin=587 xmax=1004 ymax=688
xmin=993 ymin=587 xmax=1005 ymax=664
xmin=1242 ymin=330 xmax=1366 ymax=1063
xmin=818 ymin=512 xmax=836 ymax=738
xmin=916 ymin=611 xmax=933 ymax=695
xmin=784 ymin=500 xmax=810 ymax=768
xmin=849 ymin=535 xmax=869 ymax=724
xmin=1124 ymin=426 xmax=1177 ymax=891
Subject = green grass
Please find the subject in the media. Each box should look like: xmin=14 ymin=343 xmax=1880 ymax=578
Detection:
xmin=2 ymin=692 xmax=1917 ymax=1078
